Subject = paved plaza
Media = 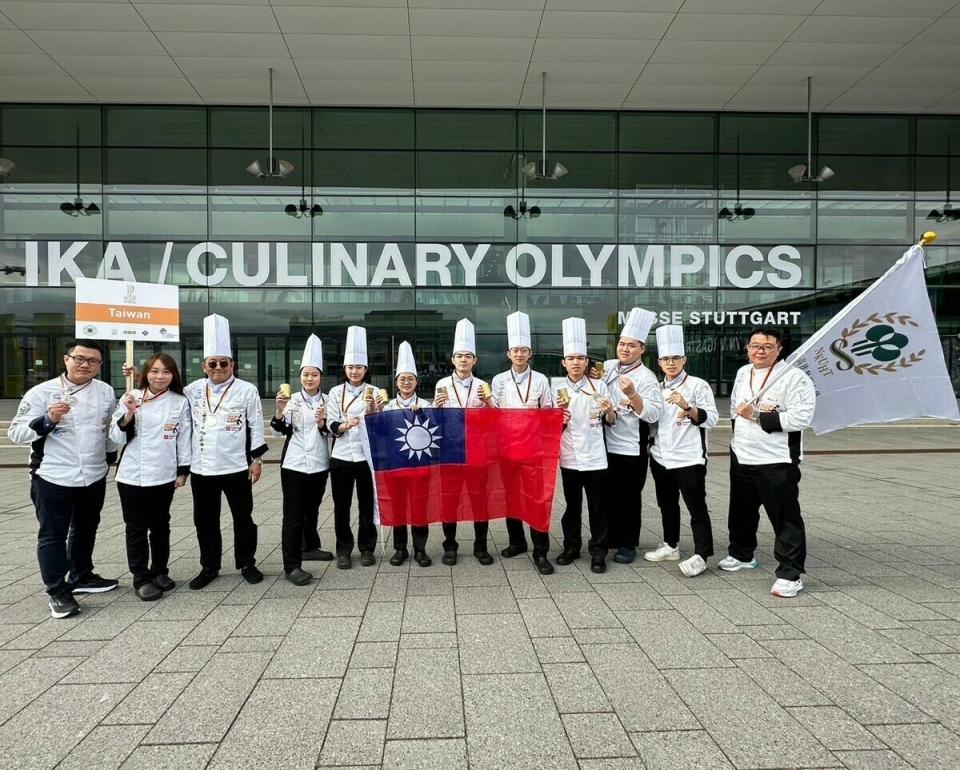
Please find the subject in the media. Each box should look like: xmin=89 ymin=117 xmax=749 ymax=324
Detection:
xmin=1 ymin=424 xmax=959 ymax=769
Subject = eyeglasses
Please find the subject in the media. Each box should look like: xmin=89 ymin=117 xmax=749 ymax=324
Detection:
xmin=205 ymin=359 xmax=232 ymax=369
xmin=66 ymin=354 xmax=102 ymax=366
xmin=658 ymin=356 xmax=685 ymax=363
xmin=746 ymin=344 xmax=778 ymax=352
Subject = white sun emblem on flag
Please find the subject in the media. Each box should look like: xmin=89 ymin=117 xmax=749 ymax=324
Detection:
xmin=395 ymin=414 xmax=442 ymax=460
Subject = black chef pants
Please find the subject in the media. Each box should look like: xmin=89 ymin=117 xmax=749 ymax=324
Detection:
xmin=505 ymin=517 xmax=550 ymax=558
xmin=117 ymin=481 xmax=175 ymax=588
xmin=604 ymin=452 xmax=648 ymax=549
xmin=393 ymin=525 xmax=429 ymax=552
xmin=330 ymin=458 xmax=377 ymax=556
xmin=280 ymin=467 xmax=329 ymax=573
xmin=727 ymin=453 xmax=806 ymax=580
xmin=559 ymin=467 xmax=607 ymax=557
xmin=649 ymin=459 xmax=713 ymax=559
xmin=31 ymin=475 xmax=106 ymax=596
xmin=191 ymin=470 xmax=257 ymax=573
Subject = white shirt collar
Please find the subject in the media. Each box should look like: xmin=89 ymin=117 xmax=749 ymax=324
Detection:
xmin=511 ymin=367 xmax=530 ymax=384
xmin=207 ymin=376 xmax=235 ymax=394
xmin=663 ymin=371 xmax=687 ymax=388
xmin=452 ymin=374 xmax=473 ymax=387
xmin=345 ymin=382 xmax=364 ymax=395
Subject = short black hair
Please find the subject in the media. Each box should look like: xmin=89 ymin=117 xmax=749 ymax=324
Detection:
xmin=746 ymin=327 xmax=782 ymax=344
xmin=65 ymin=339 xmax=105 ymax=356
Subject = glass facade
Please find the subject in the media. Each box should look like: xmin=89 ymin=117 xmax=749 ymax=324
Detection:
xmin=2 ymin=104 xmax=959 ymax=398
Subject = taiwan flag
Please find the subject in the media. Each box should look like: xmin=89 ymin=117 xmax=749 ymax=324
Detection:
xmin=360 ymin=407 xmax=563 ymax=531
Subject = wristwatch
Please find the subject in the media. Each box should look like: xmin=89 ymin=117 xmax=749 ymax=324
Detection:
xmin=251 ymin=458 xmax=263 ymax=465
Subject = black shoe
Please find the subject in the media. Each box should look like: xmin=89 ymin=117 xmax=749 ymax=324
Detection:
xmin=390 ymin=549 xmax=408 ymax=566
xmin=302 ymin=549 xmax=334 ymax=562
xmin=136 ymin=582 xmax=163 ymax=601
xmin=285 ymin=568 xmax=313 ymax=586
xmin=474 ymin=550 xmax=494 ymax=566
xmin=414 ymin=550 xmax=432 ymax=567
xmin=189 ymin=570 xmax=218 ymax=590
xmin=337 ymin=554 xmax=352 ymax=570
xmin=241 ymin=565 xmax=264 ymax=584
xmin=533 ymin=555 xmax=555 ymax=575
xmin=555 ymin=549 xmax=581 ymax=566
xmin=359 ymin=551 xmax=376 ymax=567
xmin=442 ymin=550 xmax=457 ymax=566
xmin=48 ymin=593 xmax=80 ymax=619
xmin=591 ymin=555 xmax=607 ymax=574
xmin=71 ymin=573 xmax=119 ymax=594
xmin=500 ymin=543 xmax=528 ymax=558
xmin=152 ymin=574 xmax=176 ymax=592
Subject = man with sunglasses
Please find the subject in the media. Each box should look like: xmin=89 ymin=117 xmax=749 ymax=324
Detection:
xmin=8 ymin=340 xmax=120 ymax=619
xmin=722 ymin=327 xmax=816 ymax=599
xmin=184 ymin=314 xmax=268 ymax=590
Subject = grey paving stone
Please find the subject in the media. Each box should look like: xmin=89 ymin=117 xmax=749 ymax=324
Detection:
xmin=141 ymin=590 xmax=229 ymax=621
xmin=155 ymin=643 xmax=219 ymax=673
xmin=29 ymin=639 xmax=104 ymax=658
xmin=506 ymin=570 xmax=550 ymax=599
xmin=594 ymin=581 xmax=671 ymax=611
xmin=302 ymin=588 xmax=371 ymax=617
xmin=544 ymin=572 xmax=595 ymax=594
xmin=578 ymin=760 xmax=650 ymax=770
xmin=334 ymin=668 xmax=393 ymax=719
xmin=532 ymin=636 xmax=584 ymax=664
xmin=64 ymin=620 xmax=197 ymax=683
xmin=774 ymin=606 xmax=919 ymax=664
xmin=146 ymin=651 xmax=272 ymax=744
xmin=634 ymin=566 xmax=695 ymax=596
xmin=735 ymin=658 xmax=833 ymax=707
xmin=542 ymin=662 xmax=612 ymax=714
xmin=860 ymin=662 xmax=960 ymax=733
xmin=357 ymin=600 xmax=403 ymax=642
xmin=738 ymin=623 xmax=810 ymax=641
xmin=700 ymin=588 xmax=783 ymax=625
xmin=0 ymin=622 xmax=35 ymax=646
xmin=388 ymin=647 xmax=464 ymax=739
xmin=631 ymin=729 xmax=734 ymax=770
xmin=922 ymin=652 xmax=960 ymax=677
xmin=57 ymin=601 xmax=151 ymax=641
xmin=817 ymin=591 xmax=908 ymax=631
xmin=398 ymin=631 xmax=458 ymax=649
xmin=517 ymin=597 xmax=570 ymax=638
xmin=459 ymin=613 xmax=540 ymax=674
xmin=0 ymin=647 xmax=31 ymax=675
xmin=219 ymin=634 xmax=283 ymax=652
xmin=831 ymin=749 xmax=914 ymax=769
xmin=847 ymin=584 xmax=951 ymax=621
xmin=666 ymin=667 xmax=837 ymax=768
xmin=572 ymin=627 xmax=637 ymax=645
xmin=57 ymin=724 xmax=150 ymax=770
xmin=350 ymin=640 xmax=398 ymax=668
xmin=265 ymin=616 xmax=360 ymax=678
xmin=878 ymin=628 xmax=958 ymax=654
xmin=450 ymin=561 xmax=509 ymax=587
xmin=319 ymin=719 xmax=387 ymax=766
xmin=561 ymin=712 xmax=636 ymax=759
xmin=382 ymin=738 xmax=468 ymax=770
xmin=454 ymin=584 xmax=519 ymax=614
xmin=619 ymin=610 xmax=732 ymax=668
xmin=0 ymin=655 xmax=83 ymax=724
xmin=402 ymin=594 xmax=455 ymax=633
xmin=121 ymin=743 xmax=218 ymax=770
xmin=463 ymin=672 xmax=577 ymax=770
xmin=102 ymin=671 xmax=195 ymax=725
xmin=552 ymin=592 xmax=622 ymax=629
xmin=372 ymin=572 xmax=407 ymax=601
xmin=868 ymin=723 xmax=960 ymax=769
xmin=787 ymin=706 xmax=886 ymax=751
xmin=232 ymin=597 xmax=305 ymax=636
xmin=706 ymin=632 xmax=770 ymax=659
xmin=209 ymin=677 xmax=339 ymax=769
xmin=180 ymin=604 xmax=250 ymax=645
xmin=406 ymin=576 xmax=454 ymax=597
xmin=665 ymin=593 xmax=738 ymax=633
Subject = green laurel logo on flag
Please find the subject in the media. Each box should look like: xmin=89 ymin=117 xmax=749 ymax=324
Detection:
xmin=829 ymin=312 xmax=925 ymax=375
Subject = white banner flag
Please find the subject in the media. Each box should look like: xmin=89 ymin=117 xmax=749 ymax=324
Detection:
xmin=764 ymin=243 xmax=959 ymax=434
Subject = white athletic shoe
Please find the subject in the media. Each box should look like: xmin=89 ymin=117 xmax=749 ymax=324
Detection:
xmin=771 ymin=578 xmax=804 ymax=598
xmin=643 ymin=542 xmax=681 ymax=562
xmin=678 ymin=554 xmax=707 ymax=577
xmin=718 ymin=555 xmax=758 ymax=572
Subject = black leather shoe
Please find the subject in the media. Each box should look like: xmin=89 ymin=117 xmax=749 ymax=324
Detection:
xmin=284 ymin=567 xmax=312 ymax=586
xmin=442 ymin=550 xmax=457 ymax=566
xmin=474 ymin=550 xmax=494 ymax=566
xmin=590 ymin=555 xmax=607 ymax=574
xmin=188 ymin=570 xmax=218 ymax=590
xmin=337 ymin=554 xmax=352 ymax=570
xmin=302 ymin=549 xmax=334 ymax=562
xmin=136 ymin=582 xmax=163 ymax=601
xmin=555 ymin=550 xmax=580 ymax=566
xmin=414 ymin=550 xmax=432 ymax=567
xmin=389 ymin=549 xmax=409 ymax=566
xmin=533 ymin=555 xmax=555 ymax=575
xmin=152 ymin=574 xmax=176 ymax=592
xmin=241 ymin=565 xmax=264 ymax=584
xmin=500 ymin=543 xmax=528 ymax=558
xmin=359 ymin=551 xmax=376 ymax=567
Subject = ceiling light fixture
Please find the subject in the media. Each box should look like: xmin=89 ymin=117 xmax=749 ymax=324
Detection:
xmin=504 ymin=201 xmax=541 ymax=220
xmin=0 ymin=156 xmax=14 ymax=179
xmin=523 ymin=72 xmax=567 ymax=182
xmin=247 ymin=68 xmax=294 ymax=178
xmin=927 ymin=139 xmax=959 ymax=222
xmin=285 ymin=126 xmax=322 ymax=218
xmin=719 ymin=133 xmax=755 ymax=221
xmin=787 ymin=76 xmax=834 ymax=184
xmin=60 ymin=126 xmax=99 ymax=217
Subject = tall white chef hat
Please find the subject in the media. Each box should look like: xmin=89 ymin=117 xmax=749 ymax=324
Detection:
xmin=655 ymin=324 xmax=685 ymax=358
xmin=453 ymin=318 xmax=476 ymax=355
xmin=562 ymin=317 xmax=587 ymax=357
xmin=395 ymin=341 xmax=417 ymax=379
xmin=507 ymin=311 xmax=532 ymax=350
xmin=620 ymin=307 xmax=656 ymax=344
xmin=202 ymin=313 xmax=232 ymax=359
xmin=343 ymin=326 xmax=368 ymax=367
xmin=299 ymin=334 xmax=323 ymax=372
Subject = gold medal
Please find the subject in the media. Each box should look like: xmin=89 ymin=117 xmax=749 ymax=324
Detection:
xmin=204 ymin=413 xmax=218 ymax=428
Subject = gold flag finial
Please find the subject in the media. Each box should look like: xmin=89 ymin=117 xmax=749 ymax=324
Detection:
xmin=920 ymin=231 xmax=937 ymax=246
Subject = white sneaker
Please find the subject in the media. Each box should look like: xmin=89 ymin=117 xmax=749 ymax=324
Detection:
xmin=643 ymin=543 xmax=680 ymax=562
xmin=718 ymin=555 xmax=758 ymax=571
xmin=771 ymin=578 xmax=804 ymax=598
xmin=678 ymin=554 xmax=706 ymax=577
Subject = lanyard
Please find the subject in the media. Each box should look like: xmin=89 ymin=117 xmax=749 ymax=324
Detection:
xmin=341 ymin=385 xmax=361 ymax=414
xmin=749 ymin=366 xmax=774 ymax=397
xmin=567 ymin=376 xmax=596 ymax=394
xmin=452 ymin=379 xmax=474 ymax=407
xmin=60 ymin=375 xmax=92 ymax=398
xmin=610 ymin=361 xmax=641 ymax=384
xmin=511 ymin=369 xmax=533 ymax=404
xmin=140 ymin=387 xmax=169 ymax=406
xmin=662 ymin=373 xmax=688 ymax=392
xmin=205 ymin=379 xmax=236 ymax=416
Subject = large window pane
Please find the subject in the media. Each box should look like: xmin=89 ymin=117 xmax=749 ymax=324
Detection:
xmin=816 ymin=244 xmax=905 ymax=288
xmin=719 ymin=154 xmax=816 ymax=197
xmin=0 ymin=147 xmax=101 ymax=192
xmin=717 ymin=199 xmax=815 ymax=245
xmin=620 ymin=198 xmax=716 ymax=243
xmin=210 ymin=148 xmax=309 ymax=194
xmin=719 ymin=114 xmax=807 ymax=154
xmin=817 ymin=200 xmax=913 ymax=243
xmin=524 ymin=153 xmax=616 ymax=197
xmin=917 ymin=117 xmax=960 ymax=155
xmin=106 ymin=106 xmax=206 ymax=147
xmin=417 ymin=110 xmax=516 ymax=151
xmin=209 ymin=288 xmax=312 ymax=333
xmin=416 ymin=197 xmax=515 ymax=242
xmin=1 ymin=106 xmax=100 ymax=146
xmin=104 ymin=195 xmax=207 ymax=240
xmin=619 ymin=154 xmax=715 ymax=196
xmin=314 ymin=109 xmax=414 ymax=150
xmin=417 ymin=151 xmax=514 ymax=194
xmin=818 ymin=115 xmax=912 ymax=155
xmin=520 ymin=111 xmax=615 ymax=152
xmin=210 ymin=196 xmax=312 ymax=241
xmin=619 ymin=113 xmax=715 ymax=153
xmin=0 ymin=194 xmax=104 ymax=239
xmin=105 ymin=148 xmax=207 ymax=191
xmin=210 ymin=108 xmax=310 ymax=148
xmin=518 ymin=198 xmax=616 ymax=242
xmin=313 ymin=150 xmax=414 ymax=193
xmin=816 ymin=156 xmax=914 ymax=199
xmin=313 ymin=197 xmax=414 ymax=241
xmin=519 ymin=288 xmax=616 ymax=335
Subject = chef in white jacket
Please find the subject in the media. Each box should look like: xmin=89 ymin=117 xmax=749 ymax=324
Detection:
xmin=491 ymin=311 xmax=556 ymax=575
xmin=722 ymin=326 xmax=816 ymax=599
xmin=553 ymin=318 xmax=617 ymax=574
xmin=644 ymin=325 xmax=719 ymax=578
xmin=8 ymin=339 xmax=119 ymax=619
xmin=110 ymin=352 xmax=192 ymax=601
xmin=271 ymin=334 xmax=334 ymax=586
xmin=600 ymin=307 xmax=664 ymax=565
xmin=184 ymin=314 xmax=268 ymax=590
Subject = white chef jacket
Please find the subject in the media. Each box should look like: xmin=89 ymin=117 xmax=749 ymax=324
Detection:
xmin=184 ymin=376 xmax=267 ymax=476
xmin=601 ymin=359 xmax=664 ymax=456
xmin=434 ymin=374 xmax=489 ymax=409
xmin=649 ymin=373 xmax=719 ymax=470
xmin=730 ymin=361 xmax=816 ymax=466
xmin=491 ymin=368 xmax=555 ymax=409
xmin=109 ymin=390 xmax=192 ymax=486
xmin=326 ymin=383 xmax=375 ymax=462
xmin=8 ymin=375 xmax=118 ymax=487
xmin=382 ymin=394 xmax=431 ymax=411
xmin=554 ymin=376 xmax=610 ymax=472
xmin=271 ymin=390 xmax=331 ymax=474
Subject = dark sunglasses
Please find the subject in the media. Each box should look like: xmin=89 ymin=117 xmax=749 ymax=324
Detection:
xmin=206 ymin=359 xmax=232 ymax=369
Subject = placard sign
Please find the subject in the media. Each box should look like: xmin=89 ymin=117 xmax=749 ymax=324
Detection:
xmin=75 ymin=277 xmax=180 ymax=342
